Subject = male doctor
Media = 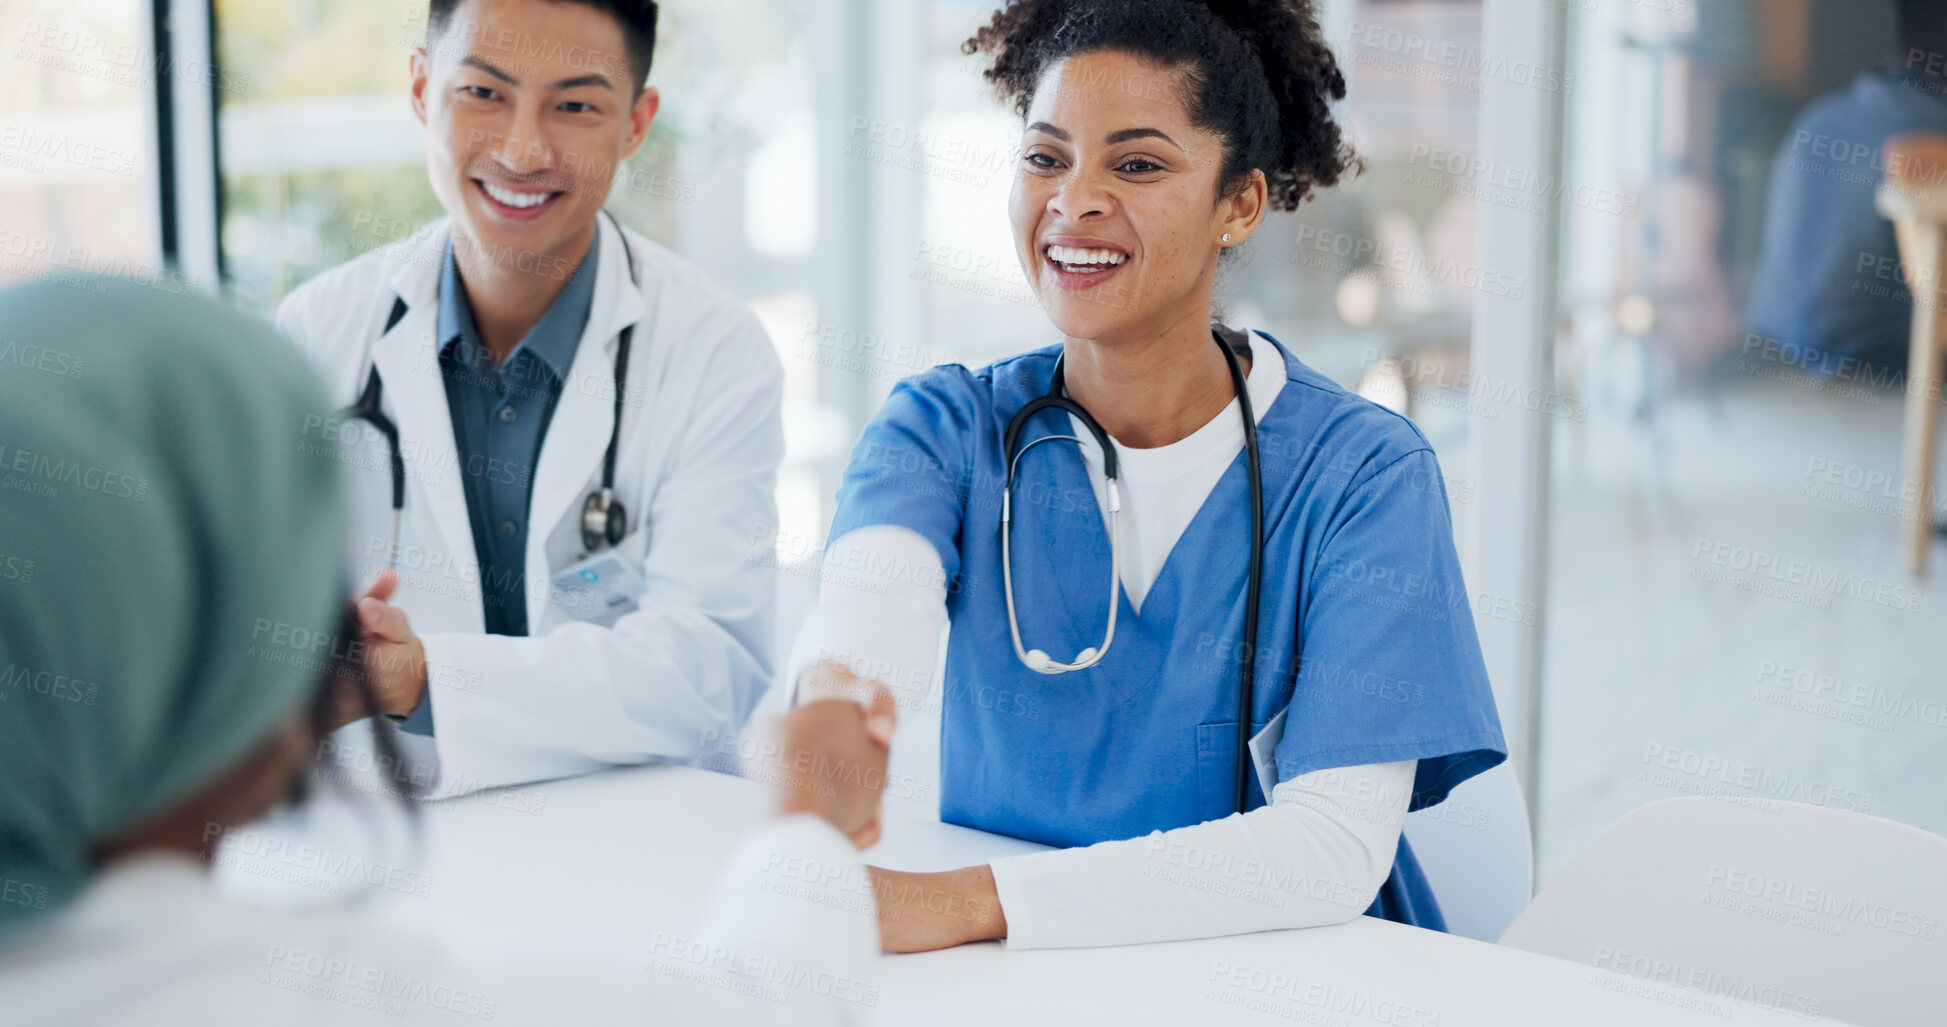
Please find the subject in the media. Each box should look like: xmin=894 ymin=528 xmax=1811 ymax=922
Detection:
xmin=276 ymin=0 xmax=782 ymax=797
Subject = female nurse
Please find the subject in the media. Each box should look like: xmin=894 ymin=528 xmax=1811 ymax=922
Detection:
xmin=788 ymin=0 xmax=1507 ymax=952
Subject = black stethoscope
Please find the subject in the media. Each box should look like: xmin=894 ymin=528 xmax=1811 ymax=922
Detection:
xmin=345 ymin=211 xmax=640 ymax=567
xmin=1000 ymin=327 xmax=1266 ymax=814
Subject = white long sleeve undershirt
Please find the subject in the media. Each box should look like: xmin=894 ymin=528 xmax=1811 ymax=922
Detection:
xmin=787 ymin=524 xmax=1413 ymax=950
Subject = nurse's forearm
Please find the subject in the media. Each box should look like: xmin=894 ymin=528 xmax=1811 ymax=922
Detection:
xmin=786 ymin=526 xmax=948 ymax=706
xmin=868 ymin=865 xmax=1008 ymax=952
xmin=985 ymin=760 xmax=1417 ymax=950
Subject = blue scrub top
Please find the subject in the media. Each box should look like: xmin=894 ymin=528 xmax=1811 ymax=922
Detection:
xmin=828 ymin=331 xmax=1507 ymax=930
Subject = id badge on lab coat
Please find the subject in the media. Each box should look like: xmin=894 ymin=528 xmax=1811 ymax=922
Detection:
xmin=549 ymin=552 xmax=648 ymax=624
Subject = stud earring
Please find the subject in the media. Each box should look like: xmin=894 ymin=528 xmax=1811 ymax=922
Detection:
xmin=1222 ymin=233 xmax=1232 ymax=243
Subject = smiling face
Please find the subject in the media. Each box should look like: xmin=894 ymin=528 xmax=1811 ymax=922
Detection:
xmin=1009 ymin=50 xmax=1261 ymax=345
xmin=411 ymin=0 xmax=657 ymax=273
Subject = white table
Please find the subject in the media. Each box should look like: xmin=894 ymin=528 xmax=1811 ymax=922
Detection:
xmin=343 ymin=764 xmax=1854 ymax=1026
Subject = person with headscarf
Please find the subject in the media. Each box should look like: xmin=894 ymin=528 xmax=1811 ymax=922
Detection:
xmin=0 ymin=277 xmax=889 ymax=1024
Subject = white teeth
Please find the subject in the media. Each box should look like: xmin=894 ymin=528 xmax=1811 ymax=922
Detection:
xmin=481 ymin=181 xmax=554 ymax=209
xmin=1046 ymin=245 xmax=1128 ymax=268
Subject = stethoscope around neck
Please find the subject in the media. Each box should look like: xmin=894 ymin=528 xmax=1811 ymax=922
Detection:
xmin=1000 ymin=326 xmax=1268 ymax=812
xmin=345 ymin=211 xmax=641 ymax=568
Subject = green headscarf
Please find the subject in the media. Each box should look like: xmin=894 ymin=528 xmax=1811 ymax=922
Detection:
xmin=0 ymin=277 xmax=347 ymax=928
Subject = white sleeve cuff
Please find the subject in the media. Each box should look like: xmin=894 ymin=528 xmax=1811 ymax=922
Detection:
xmin=987 ymin=853 xmax=1036 ymax=951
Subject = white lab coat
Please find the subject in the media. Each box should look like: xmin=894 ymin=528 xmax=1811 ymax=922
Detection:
xmin=275 ymin=216 xmax=783 ymax=799
xmin=0 ymin=816 xmax=878 ymax=1025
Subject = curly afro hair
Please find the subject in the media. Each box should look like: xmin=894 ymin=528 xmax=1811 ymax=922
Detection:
xmin=965 ymin=0 xmax=1358 ymax=212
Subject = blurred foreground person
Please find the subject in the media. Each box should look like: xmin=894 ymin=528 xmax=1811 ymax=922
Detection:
xmin=0 ymin=278 xmax=887 ymax=1025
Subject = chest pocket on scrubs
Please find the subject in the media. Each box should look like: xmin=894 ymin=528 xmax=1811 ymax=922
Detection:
xmin=1196 ymin=720 xmax=1273 ymax=819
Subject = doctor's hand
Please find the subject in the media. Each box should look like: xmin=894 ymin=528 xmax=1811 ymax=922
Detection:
xmin=339 ymin=570 xmax=429 ymax=726
xmin=772 ymin=682 xmax=898 ymax=850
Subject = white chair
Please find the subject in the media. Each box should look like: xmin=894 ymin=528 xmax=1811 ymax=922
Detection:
xmin=1401 ymin=759 xmax=1533 ymax=943
xmin=1500 ymin=797 xmax=1947 ymax=1027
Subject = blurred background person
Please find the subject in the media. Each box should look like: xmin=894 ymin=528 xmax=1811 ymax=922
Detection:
xmin=1746 ymin=0 xmax=1947 ymax=376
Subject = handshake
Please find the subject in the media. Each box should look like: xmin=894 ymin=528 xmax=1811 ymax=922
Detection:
xmin=768 ymin=662 xmax=899 ymax=851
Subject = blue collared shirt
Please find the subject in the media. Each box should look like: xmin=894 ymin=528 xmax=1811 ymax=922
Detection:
xmin=399 ymin=237 xmax=598 ymax=735
xmin=439 ymin=236 xmax=599 ymax=636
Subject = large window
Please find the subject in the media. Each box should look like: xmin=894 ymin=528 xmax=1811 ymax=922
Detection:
xmin=214 ymin=1 xmax=441 ymax=308
xmin=1 ymin=1 xmax=163 ymax=292
xmin=1539 ymin=0 xmax=1941 ymax=879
